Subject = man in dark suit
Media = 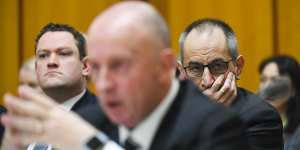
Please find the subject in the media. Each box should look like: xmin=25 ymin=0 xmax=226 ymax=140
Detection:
xmin=0 ymin=106 xmax=6 ymax=141
xmin=1 ymin=23 xmax=99 ymax=150
xmin=1 ymin=1 xmax=249 ymax=150
xmin=177 ymin=18 xmax=283 ymax=150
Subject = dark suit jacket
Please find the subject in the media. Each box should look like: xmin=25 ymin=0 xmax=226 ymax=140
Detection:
xmin=71 ymin=90 xmax=98 ymax=112
xmin=0 ymin=106 xmax=6 ymax=142
xmin=70 ymin=90 xmax=104 ymax=127
xmin=79 ymin=80 xmax=250 ymax=150
xmin=230 ymin=88 xmax=283 ymax=150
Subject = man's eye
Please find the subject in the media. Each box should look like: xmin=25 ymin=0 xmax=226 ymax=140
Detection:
xmin=91 ymin=63 xmax=100 ymax=71
xmin=38 ymin=53 xmax=47 ymax=58
xmin=212 ymin=63 xmax=224 ymax=68
xmin=189 ymin=65 xmax=202 ymax=72
xmin=211 ymin=62 xmax=227 ymax=70
xmin=112 ymin=62 xmax=128 ymax=70
xmin=60 ymin=52 xmax=72 ymax=56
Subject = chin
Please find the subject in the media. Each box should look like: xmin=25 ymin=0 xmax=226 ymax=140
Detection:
xmin=42 ymin=82 xmax=66 ymax=89
xmin=107 ymin=111 xmax=135 ymax=127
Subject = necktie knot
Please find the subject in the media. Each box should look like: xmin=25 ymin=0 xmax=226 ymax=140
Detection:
xmin=123 ymin=137 xmax=140 ymax=150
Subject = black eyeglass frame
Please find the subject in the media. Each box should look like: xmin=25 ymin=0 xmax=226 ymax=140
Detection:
xmin=183 ymin=59 xmax=233 ymax=78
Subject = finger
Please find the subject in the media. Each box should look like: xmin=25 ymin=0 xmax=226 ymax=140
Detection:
xmin=219 ymin=72 xmax=233 ymax=93
xmin=224 ymin=77 xmax=238 ymax=106
xmin=2 ymin=114 xmax=45 ymax=145
xmin=9 ymin=131 xmax=41 ymax=147
xmin=1 ymin=93 xmax=22 ymax=116
xmin=18 ymin=85 xmax=56 ymax=108
xmin=218 ymin=89 xmax=233 ymax=104
xmin=1 ymin=129 xmax=27 ymax=150
xmin=219 ymin=75 xmax=236 ymax=105
xmin=214 ymin=73 xmax=232 ymax=99
xmin=210 ymin=74 xmax=225 ymax=92
xmin=1 ymin=114 xmax=45 ymax=135
xmin=4 ymin=94 xmax=49 ymax=118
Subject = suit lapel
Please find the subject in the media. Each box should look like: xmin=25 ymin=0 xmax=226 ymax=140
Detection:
xmin=150 ymin=80 xmax=214 ymax=150
xmin=149 ymin=81 xmax=188 ymax=150
xmin=71 ymin=90 xmax=97 ymax=112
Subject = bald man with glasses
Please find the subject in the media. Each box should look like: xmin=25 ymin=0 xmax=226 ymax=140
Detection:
xmin=177 ymin=18 xmax=283 ymax=150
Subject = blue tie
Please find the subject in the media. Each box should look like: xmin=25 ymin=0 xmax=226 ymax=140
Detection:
xmin=33 ymin=144 xmax=50 ymax=150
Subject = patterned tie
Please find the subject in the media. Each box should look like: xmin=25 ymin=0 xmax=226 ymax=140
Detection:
xmin=31 ymin=144 xmax=50 ymax=150
xmin=123 ymin=137 xmax=140 ymax=150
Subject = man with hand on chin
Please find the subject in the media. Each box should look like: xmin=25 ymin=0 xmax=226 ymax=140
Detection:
xmin=177 ymin=18 xmax=283 ymax=150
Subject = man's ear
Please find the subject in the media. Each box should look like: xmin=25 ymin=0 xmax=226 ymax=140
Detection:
xmin=234 ymin=55 xmax=244 ymax=80
xmin=82 ymin=56 xmax=90 ymax=76
xmin=176 ymin=60 xmax=187 ymax=80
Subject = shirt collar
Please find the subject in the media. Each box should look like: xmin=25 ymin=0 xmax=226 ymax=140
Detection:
xmin=119 ymin=79 xmax=180 ymax=150
xmin=60 ymin=89 xmax=86 ymax=111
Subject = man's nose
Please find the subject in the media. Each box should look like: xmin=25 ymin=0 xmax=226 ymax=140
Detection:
xmin=47 ymin=54 xmax=59 ymax=68
xmin=200 ymin=67 xmax=214 ymax=89
xmin=95 ymin=68 xmax=115 ymax=94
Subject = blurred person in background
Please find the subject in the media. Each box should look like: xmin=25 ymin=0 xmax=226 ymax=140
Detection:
xmin=0 ymin=106 xmax=5 ymax=143
xmin=19 ymin=57 xmax=42 ymax=92
xmin=1 ymin=56 xmax=40 ymax=143
xmin=258 ymin=55 xmax=300 ymax=142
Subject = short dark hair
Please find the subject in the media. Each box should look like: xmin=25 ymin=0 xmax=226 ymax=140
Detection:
xmin=179 ymin=18 xmax=238 ymax=63
xmin=35 ymin=23 xmax=86 ymax=60
xmin=259 ymin=55 xmax=300 ymax=134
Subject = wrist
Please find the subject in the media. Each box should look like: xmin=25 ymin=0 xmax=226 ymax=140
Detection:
xmin=83 ymin=132 xmax=124 ymax=150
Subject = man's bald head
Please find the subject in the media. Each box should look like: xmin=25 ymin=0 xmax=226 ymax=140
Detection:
xmin=86 ymin=1 xmax=175 ymax=127
xmin=87 ymin=1 xmax=170 ymax=51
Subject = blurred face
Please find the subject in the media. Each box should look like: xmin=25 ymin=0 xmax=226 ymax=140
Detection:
xmin=181 ymin=28 xmax=240 ymax=90
xmin=259 ymin=62 xmax=280 ymax=90
xmin=87 ymin=29 xmax=166 ymax=128
xmin=19 ymin=68 xmax=42 ymax=92
xmin=35 ymin=31 xmax=85 ymax=90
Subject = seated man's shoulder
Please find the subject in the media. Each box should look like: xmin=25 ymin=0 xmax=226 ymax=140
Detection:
xmin=167 ymin=80 xmax=249 ymax=150
xmin=178 ymin=80 xmax=243 ymax=126
xmin=180 ymin=81 xmax=230 ymax=109
xmin=234 ymin=87 xmax=280 ymax=120
xmin=231 ymin=88 xmax=283 ymax=150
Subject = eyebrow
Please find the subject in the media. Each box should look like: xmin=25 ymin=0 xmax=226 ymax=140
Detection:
xmin=209 ymin=58 xmax=226 ymax=62
xmin=187 ymin=58 xmax=227 ymax=65
xmin=37 ymin=47 xmax=73 ymax=53
xmin=188 ymin=61 xmax=202 ymax=66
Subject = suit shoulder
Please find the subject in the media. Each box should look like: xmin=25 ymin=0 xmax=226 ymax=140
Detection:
xmin=234 ymin=88 xmax=281 ymax=121
xmin=177 ymin=80 xmax=243 ymax=128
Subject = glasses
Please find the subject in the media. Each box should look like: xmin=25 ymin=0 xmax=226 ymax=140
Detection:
xmin=183 ymin=59 xmax=232 ymax=78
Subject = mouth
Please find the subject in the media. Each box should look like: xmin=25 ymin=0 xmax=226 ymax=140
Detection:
xmin=107 ymin=101 xmax=121 ymax=109
xmin=44 ymin=71 xmax=62 ymax=76
xmin=102 ymin=98 xmax=123 ymax=112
